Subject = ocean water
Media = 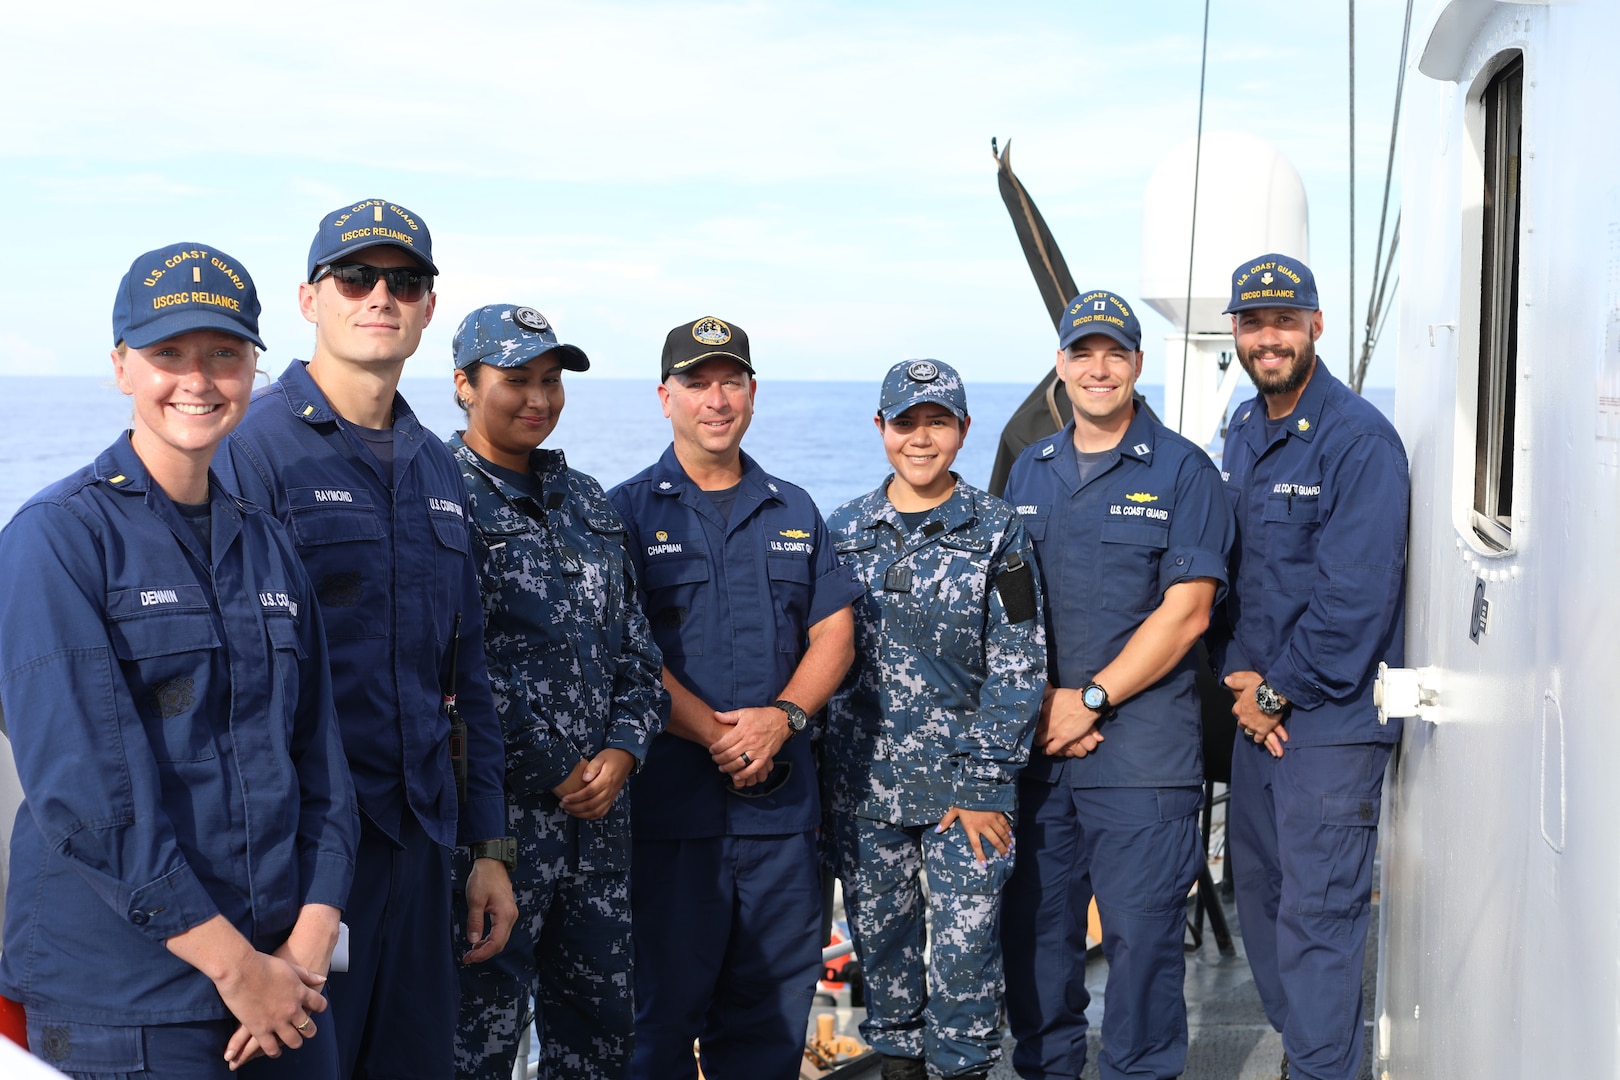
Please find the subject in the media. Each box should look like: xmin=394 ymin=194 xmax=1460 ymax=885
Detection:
xmin=0 ymin=376 xmax=1394 ymax=528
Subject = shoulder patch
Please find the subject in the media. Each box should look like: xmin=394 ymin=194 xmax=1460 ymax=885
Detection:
xmin=996 ymin=551 xmax=1037 ymax=624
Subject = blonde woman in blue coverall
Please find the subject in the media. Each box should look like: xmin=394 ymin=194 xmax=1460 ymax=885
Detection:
xmin=0 ymin=243 xmax=356 ymax=1078
xmin=447 ymin=304 xmax=667 ymax=1080
xmin=825 ymin=360 xmax=1045 ymax=1080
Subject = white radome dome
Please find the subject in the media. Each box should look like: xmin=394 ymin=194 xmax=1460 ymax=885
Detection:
xmin=1140 ymin=131 xmax=1309 ymax=334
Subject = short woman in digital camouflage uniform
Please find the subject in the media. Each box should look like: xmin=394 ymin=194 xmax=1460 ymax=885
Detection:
xmin=824 ymin=359 xmax=1046 ymax=1080
xmin=446 ymin=304 xmax=666 ymax=1080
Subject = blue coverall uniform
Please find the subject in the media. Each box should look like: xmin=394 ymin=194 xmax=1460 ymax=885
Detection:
xmin=218 ymin=360 xmax=506 ymax=1080
xmin=1001 ymin=407 xmax=1232 ymax=1080
xmin=825 ymin=478 xmax=1045 ymax=1078
xmin=609 ymin=445 xmax=863 ymax=1080
xmin=0 ymin=435 xmax=357 ymax=1076
xmin=1214 ymin=363 xmax=1407 ymax=1080
xmin=448 ymin=437 xmax=667 ymax=1080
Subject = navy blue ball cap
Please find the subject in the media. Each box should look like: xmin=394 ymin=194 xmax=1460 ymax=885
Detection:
xmin=307 ymin=198 xmax=439 ymax=280
xmin=112 ymin=242 xmax=265 ymax=350
xmin=1059 ymin=290 xmax=1142 ymax=351
xmin=453 ymin=304 xmax=589 ymax=372
xmin=662 ymin=316 xmax=754 ymax=380
xmin=879 ymin=359 xmax=968 ymax=421
xmin=1223 ymin=254 xmax=1319 ymax=313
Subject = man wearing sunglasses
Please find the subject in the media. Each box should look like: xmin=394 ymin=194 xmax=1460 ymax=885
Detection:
xmin=217 ymin=199 xmax=516 ymax=1079
xmin=608 ymin=318 xmax=861 ymax=1080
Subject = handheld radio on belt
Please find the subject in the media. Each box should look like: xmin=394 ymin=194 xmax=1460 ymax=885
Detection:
xmin=445 ymin=612 xmax=468 ymax=804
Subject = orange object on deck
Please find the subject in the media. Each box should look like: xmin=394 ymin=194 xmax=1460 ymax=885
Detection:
xmin=0 ymin=994 xmax=27 ymax=1049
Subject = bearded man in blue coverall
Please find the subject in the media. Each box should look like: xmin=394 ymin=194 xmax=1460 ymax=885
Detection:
xmin=217 ymin=200 xmax=517 ymax=1079
xmin=1212 ymin=254 xmax=1408 ymax=1080
xmin=608 ymin=316 xmax=862 ymax=1080
xmin=1000 ymin=290 xmax=1233 ymax=1080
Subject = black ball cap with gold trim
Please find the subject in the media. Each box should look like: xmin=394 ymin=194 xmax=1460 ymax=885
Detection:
xmin=661 ymin=316 xmax=755 ymax=380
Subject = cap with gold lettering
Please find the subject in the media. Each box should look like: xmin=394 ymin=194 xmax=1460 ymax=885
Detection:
xmin=452 ymin=304 xmax=589 ymax=372
xmin=307 ymin=198 xmax=439 ymax=280
xmin=1223 ymin=253 xmax=1319 ymax=314
xmin=1059 ymin=290 xmax=1141 ymax=352
xmin=661 ymin=316 xmax=754 ymax=380
xmin=112 ymin=241 xmax=265 ymax=350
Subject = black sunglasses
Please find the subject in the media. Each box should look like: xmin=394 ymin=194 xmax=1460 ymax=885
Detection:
xmin=313 ymin=262 xmax=434 ymax=303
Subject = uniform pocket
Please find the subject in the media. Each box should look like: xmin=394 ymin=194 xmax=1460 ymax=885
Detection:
xmin=286 ymin=494 xmax=387 ymax=639
xmin=27 ymin=1016 xmax=144 ymax=1074
xmin=109 ymin=610 xmax=220 ymax=764
xmin=768 ymin=556 xmax=812 ymax=653
xmin=644 ymin=555 xmax=710 ymax=657
xmin=1099 ymin=520 xmax=1169 ymax=612
xmin=1262 ymin=494 xmax=1322 ymax=591
xmin=428 ymin=505 xmax=472 ymax=634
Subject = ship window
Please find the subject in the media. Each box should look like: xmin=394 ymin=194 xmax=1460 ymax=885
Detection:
xmin=1471 ymin=56 xmax=1522 ymax=550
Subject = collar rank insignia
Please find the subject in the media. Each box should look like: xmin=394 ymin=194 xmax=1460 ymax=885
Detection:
xmin=512 ymin=307 xmax=550 ymax=333
xmin=780 ymin=529 xmax=810 ymax=539
xmin=1040 ymin=443 xmax=1055 ymax=458
xmin=692 ymin=317 xmax=731 ymax=346
xmin=1241 ymin=410 xmax=1251 ymax=422
xmin=1134 ymin=443 xmax=1150 ymax=456
xmin=658 ymin=481 xmax=672 ymax=490
xmin=906 ymin=360 xmax=938 ymax=382
xmin=1125 ymin=492 xmax=1158 ymax=503
xmin=768 ymin=482 xmax=779 ymax=492
xmin=1297 ymin=418 xmax=1311 ymax=432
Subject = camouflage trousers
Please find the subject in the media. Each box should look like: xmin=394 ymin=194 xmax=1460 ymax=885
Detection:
xmin=832 ymin=814 xmax=1014 ymax=1078
xmin=452 ymin=802 xmax=634 ymax=1080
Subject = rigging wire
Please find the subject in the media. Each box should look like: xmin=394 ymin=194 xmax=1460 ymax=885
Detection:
xmin=1354 ymin=0 xmax=1416 ymax=392
xmin=1177 ymin=0 xmax=1213 ymax=432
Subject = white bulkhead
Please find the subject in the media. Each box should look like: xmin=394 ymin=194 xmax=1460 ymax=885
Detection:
xmin=1381 ymin=0 xmax=1620 ymax=1076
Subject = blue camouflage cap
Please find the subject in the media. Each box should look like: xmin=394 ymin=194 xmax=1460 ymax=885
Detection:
xmin=112 ymin=242 xmax=266 ymax=350
xmin=452 ymin=304 xmax=590 ymax=372
xmin=879 ymin=359 xmax=968 ymax=421
xmin=1223 ymin=253 xmax=1319 ymax=313
xmin=307 ymin=198 xmax=439 ymax=280
xmin=1059 ymin=290 xmax=1141 ymax=351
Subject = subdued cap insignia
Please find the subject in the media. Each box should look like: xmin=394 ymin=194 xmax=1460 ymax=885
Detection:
xmin=906 ymin=360 xmax=939 ymax=382
xmin=512 ymin=307 xmax=550 ymax=333
xmin=692 ymin=317 xmax=732 ymax=346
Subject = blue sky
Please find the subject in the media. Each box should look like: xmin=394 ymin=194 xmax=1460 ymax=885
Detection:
xmin=1 ymin=0 xmax=1411 ymax=387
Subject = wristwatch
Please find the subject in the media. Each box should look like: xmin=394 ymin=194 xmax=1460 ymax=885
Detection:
xmin=773 ymin=699 xmax=809 ymax=738
xmin=469 ymin=837 xmax=517 ymax=872
xmin=1254 ymin=680 xmax=1288 ymax=716
xmin=1081 ymin=681 xmax=1111 ymax=714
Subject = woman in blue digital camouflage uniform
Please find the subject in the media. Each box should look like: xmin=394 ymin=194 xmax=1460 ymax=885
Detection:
xmin=825 ymin=360 xmax=1046 ymax=1080
xmin=0 ymin=243 xmax=356 ymax=1077
xmin=446 ymin=304 xmax=666 ymax=1080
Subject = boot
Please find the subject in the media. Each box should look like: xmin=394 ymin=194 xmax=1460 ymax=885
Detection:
xmin=879 ymin=1055 xmax=927 ymax=1080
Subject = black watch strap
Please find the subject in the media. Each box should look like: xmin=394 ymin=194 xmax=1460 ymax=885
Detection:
xmin=773 ymin=699 xmax=809 ymax=738
xmin=469 ymin=837 xmax=517 ymax=872
xmin=1082 ymin=681 xmax=1111 ymax=714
